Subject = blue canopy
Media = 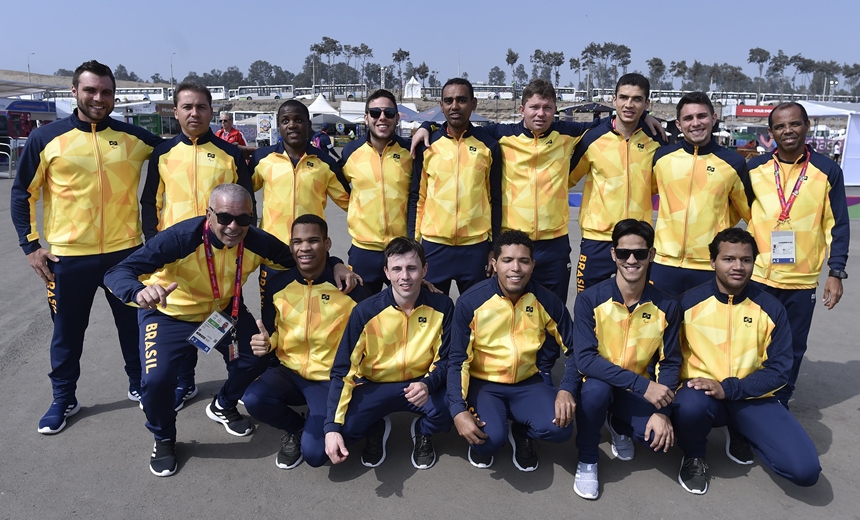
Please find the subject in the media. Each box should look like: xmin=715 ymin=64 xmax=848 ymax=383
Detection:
xmin=397 ymin=104 xmax=425 ymax=122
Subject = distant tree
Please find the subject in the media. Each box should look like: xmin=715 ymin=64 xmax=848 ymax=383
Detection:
xmin=514 ymin=64 xmax=529 ymax=86
xmin=669 ymin=60 xmax=687 ymax=89
xmin=182 ymin=71 xmax=202 ymax=83
xmin=353 ymin=43 xmax=373 ymax=86
xmin=685 ymin=60 xmax=709 ymax=91
xmin=54 ymin=68 xmax=74 ymax=77
xmin=114 ymin=64 xmax=130 ymax=81
xmin=506 ymin=49 xmax=519 ymax=85
xmin=529 ymin=50 xmax=551 ymax=82
xmin=415 ymin=62 xmax=430 ymax=88
xmin=646 ymin=57 xmax=666 ymax=90
xmin=720 ymin=63 xmax=751 ymax=92
xmin=272 ymin=66 xmax=295 ymax=85
xmin=404 ymin=61 xmax=415 ymax=81
xmin=310 ymin=36 xmax=343 ymax=88
xmin=748 ymin=47 xmax=771 ymax=100
xmin=569 ymin=57 xmax=582 ymax=89
xmin=392 ymin=48 xmax=410 ymax=100
xmin=768 ymin=50 xmax=790 ymax=99
xmin=150 ymin=72 xmax=166 ymax=84
xmin=221 ymin=66 xmax=244 ymax=89
xmin=812 ymin=60 xmax=842 ymax=98
xmin=247 ymin=60 xmax=274 ymax=85
xmin=544 ymin=51 xmax=565 ymax=87
xmin=610 ymin=44 xmax=631 ymax=77
xmin=488 ymin=66 xmax=506 ymax=85
xmin=843 ymin=63 xmax=860 ymax=91
xmin=428 ymin=70 xmax=441 ymax=88
xmin=462 ymin=72 xmax=469 ymax=80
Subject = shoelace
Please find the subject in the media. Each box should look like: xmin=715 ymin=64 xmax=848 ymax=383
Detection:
xmin=281 ymin=433 xmax=300 ymax=451
xmin=684 ymin=458 xmax=709 ymax=476
xmin=514 ymin=435 xmax=536 ymax=458
xmin=414 ymin=435 xmax=433 ymax=456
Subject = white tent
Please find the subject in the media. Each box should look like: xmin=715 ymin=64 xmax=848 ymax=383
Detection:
xmin=307 ymin=94 xmax=338 ymax=117
xmin=339 ymin=100 xmax=366 ymax=123
xmin=404 ymin=76 xmax=422 ymax=100
xmin=800 ymin=101 xmax=860 ymax=185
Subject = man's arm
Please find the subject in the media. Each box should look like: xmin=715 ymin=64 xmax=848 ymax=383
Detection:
xmin=420 ymin=297 xmax=453 ymax=394
xmin=323 ymin=309 xmax=366 ymax=435
xmin=406 ymin=143 xmax=427 ymax=241
xmin=321 ymin=153 xmax=351 ymax=212
xmin=823 ymin=161 xmax=850 ymax=309
xmin=140 ymin=148 xmax=164 ymax=240
xmin=446 ymin=299 xmax=475 ymax=418
xmin=10 ymin=135 xmax=56 ymax=282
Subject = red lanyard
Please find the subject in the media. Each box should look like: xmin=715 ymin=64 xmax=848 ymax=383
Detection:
xmin=773 ymin=145 xmax=810 ymax=224
xmin=203 ymin=219 xmax=244 ymax=321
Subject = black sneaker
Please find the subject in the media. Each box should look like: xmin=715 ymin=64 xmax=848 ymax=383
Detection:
xmin=508 ymin=423 xmax=538 ymax=472
xmin=206 ymin=396 xmax=253 ymax=436
xmin=150 ymin=439 xmax=177 ymax=477
xmin=678 ymin=456 xmax=709 ymax=494
xmin=174 ymin=385 xmax=198 ymax=412
xmin=276 ymin=431 xmax=304 ymax=469
xmin=467 ymin=446 xmax=494 ymax=469
xmin=725 ymin=427 xmax=754 ymax=465
xmin=410 ymin=417 xmax=436 ymax=469
xmin=361 ymin=417 xmax=391 ymax=468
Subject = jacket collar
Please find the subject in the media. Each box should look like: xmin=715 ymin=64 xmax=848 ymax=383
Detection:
xmin=71 ymin=109 xmax=113 ymax=132
xmin=178 ymin=128 xmax=215 ymax=146
xmin=679 ymin=136 xmax=720 ymax=155
xmin=708 ymin=277 xmax=752 ymax=304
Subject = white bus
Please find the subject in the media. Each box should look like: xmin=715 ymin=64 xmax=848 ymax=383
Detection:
xmin=590 ymin=88 xmax=615 ymax=102
xmin=207 ymin=86 xmax=226 ymax=101
xmin=472 ymin=84 xmax=514 ymax=100
xmin=650 ymin=89 xmax=685 ymax=104
xmin=236 ymin=85 xmax=294 ymax=100
xmin=760 ymin=93 xmax=810 ymax=104
xmin=557 ymin=87 xmax=588 ymax=102
xmin=708 ymin=91 xmax=758 ymax=106
xmin=114 ymin=87 xmax=169 ymax=102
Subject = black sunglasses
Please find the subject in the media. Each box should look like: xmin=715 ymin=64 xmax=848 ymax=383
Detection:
xmin=366 ymin=107 xmax=397 ymax=119
xmin=615 ymin=248 xmax=650 ymax=261
xmin=209 ymin=208 xmax=253 ymax=226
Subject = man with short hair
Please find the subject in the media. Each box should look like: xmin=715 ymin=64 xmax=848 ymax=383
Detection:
xmin=311 ymin=122 xmax=340 ymax=160
xmin=672 ymin=227 xmax=820 ymax=495
xmin=650 ymin=92 xmax=753 ymax=296
xmin=571 ymin=219 xmax=680 ymax=499
xmin=325 ymin=238 xmax=454 ymax=470
xmin=447 ymin=230 xmax=577 ymax=472
xmin=243 ymin=214 xmax=369 ymax=470
xmin=11 ymin=60 xmax=162 ymax=434
xmin=341 ymin=89 xmax=413 ymax=294
xmin=408 ymin=78 xmax=502 ymax=296
xmin=140 ymin=81 xmax=255 ymax=410
xmin=215 ymin=111 xmax=247 ymax=146
xmin=570 ymin=74 xmax=666 ymax=292
xmin=104 ymin=184 xmax=359 ymax=477
xmin=746 ymin=102 xmax=849 ymax=406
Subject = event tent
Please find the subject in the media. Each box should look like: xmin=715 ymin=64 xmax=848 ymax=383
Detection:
xmin=800 ymin=101 xmax=860 ymax=185
xmin=307 ymin=94 xmax=338 ymax=117
xmin=404 ymin=77 xmax=422 ymax=100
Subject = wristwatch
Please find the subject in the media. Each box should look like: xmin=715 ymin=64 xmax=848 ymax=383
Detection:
xmin=828 ymin=269 xmax=848 ymax=279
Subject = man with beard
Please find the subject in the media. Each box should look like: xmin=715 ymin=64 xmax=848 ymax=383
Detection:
xmin=341 ymin=89 xmax=413 ymax=294
xmin=11 ymin=60 xmax=162 ymax=434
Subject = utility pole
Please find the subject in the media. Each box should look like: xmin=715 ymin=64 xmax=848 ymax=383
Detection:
xmin=170 ymin=52 xmax=176 ymax=93
xmin=27 ymin=53 xmax=35 ymax=83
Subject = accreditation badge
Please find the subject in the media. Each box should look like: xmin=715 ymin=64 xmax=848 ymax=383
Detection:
xmin=771 ymin=231 xmax=796 ymax=264
xmin=187 ymin=311 xmax=234 ymax=353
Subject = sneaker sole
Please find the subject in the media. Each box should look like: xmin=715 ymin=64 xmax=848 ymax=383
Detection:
xmin=37 ymin=401 xmax=81 ymax=435
xmin=410 ymin=417 xmax=436 ymax=470
xmin=724 ymin=427 xmax=754 ymax=465
xmin=508 ymin=426 xmax=538 ymax=472
xmin=678 ymin=458 xmax=708 ymax=495
xmin=150 ymin=463 xmax=177 ymax=477
xmin=175 ymin=386 xmax=199 ymax=412
xmin=573 ymin=480 xmax=599 ymax=500
xmin=361 ymin=416 xmax=391 ymax=468
xmin=127 ymin=391 xmax=141 ymax=402
xmin=275 ymin=453 xmax=304 ymax=470
xmin=206 ymin=404 xmax=253 ymax=437
xmin=467 ymin=448 xmax=494 ymax=469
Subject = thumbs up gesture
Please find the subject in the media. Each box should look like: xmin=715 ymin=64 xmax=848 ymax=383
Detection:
xmin=250 ymin=318 xmax=271 ymax=357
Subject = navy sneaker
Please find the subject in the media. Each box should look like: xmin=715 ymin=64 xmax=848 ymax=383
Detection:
xmin=174 ymin=385 xmax=198 ymax=412
xmin=150 ymin=439 xmax=177 ymax=477
xmin=127 ymin=386 xmax=142 ymax=403
xmin=37 ymin=400 xmax=81 ymax=435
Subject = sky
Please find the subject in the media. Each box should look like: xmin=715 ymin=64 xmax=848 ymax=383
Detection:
xmin=6 ymin=0 xmax=859 ymax=88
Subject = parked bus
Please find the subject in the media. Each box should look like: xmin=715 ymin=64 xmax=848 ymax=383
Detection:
xmin=590 ymin=88 xmax=615 ymax=102
xmin=760 ymin=92 xmax=810 ymax=104
xmin=708 ymin=91 xmax=758 ymax=105
xmin=557 ymin=87 xmax=588 ymax=102
xmin=236 ymin=85 xmax=294 ymax=100
xmin=472 ymin=84 xmax=514 ymax=100
xmin=228 ymin=88 xmax=238 ymax=100
xmin=207 ymin=86 xmax=226 ymax=101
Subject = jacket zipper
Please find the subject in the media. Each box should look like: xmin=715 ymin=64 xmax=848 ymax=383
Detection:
xmin=91 ymin=123 xmax=105 ymax=254
xmin=679 ymin=146 xmax=699 ymax=266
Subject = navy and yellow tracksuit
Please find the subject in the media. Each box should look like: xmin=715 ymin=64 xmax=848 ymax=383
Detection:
xmin=408 ymin=124 xmax=502 ymax=296
xmin=103 ymin=217 xmax=299 ymax=442
xmin=243 ymin=265 xmax=369 ymax=467
xmin=572 ymin=278 xmax=681 ymax=464
xmin=569 ymin=117 xmax=666 ymax=292
xmin=324 ymin=287 xmax=454 ymax=440
xmin=650 ymin=138 xmax=753 ymax=295
xmin=141 ymin=129 xmax=254 ymax=240
xmin=672 ymin=279 xmax=820 ymax=486
xmin=341 ymin=135 xmax=413 ymax=293
xmin=448 ymin=276 xmax=577 ymax=457
xmin=747 ymin=148 xmax=849 ymax=403
xmin=250 ymin=142 xmax=350 ymax=243
xmin=10 ymin=109 xmax=162 ymax=402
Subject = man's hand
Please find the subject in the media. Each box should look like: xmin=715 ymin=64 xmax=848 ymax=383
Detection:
xmin=453 ymin=411 xmax=488 ymax=445
xmin=26 ymin=249 xmax=59 ymax=284
xmin=485 ymin=251 xmax=495 ymax=277
xmin=135 ymin=282 xmax=179 ymax=309
xmin=644 ymin=114 xmax=668 ymax=141
xmin=644 ymin=413 xmax=674 ymax=452
xmin=333 ymin=264 xmax=362 ymax=293
xmin=409 ymin=127 xmax=431 ymax=157
xmin=823 ymin=276 xmax=843 ymax=310
xmin=553 ymin=389 xmax=576 ymax=428
xmin=421 ymin=279 xmax=443 ymax=294
xmin=643 ymin=381 xmax=674 ymax=409
xmin=325 ymin=432 xmax=349 ymax=464
xmin=404 ymin=381 xmax=429 ymax=407
xmin=686 ymin=377 xmax=725 ymax=399
xmin=250 ymin=319 xmax=271 ymax=357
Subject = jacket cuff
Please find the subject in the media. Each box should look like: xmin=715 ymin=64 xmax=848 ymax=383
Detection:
xmin=323 ymin=422 xmax=342 ymax=434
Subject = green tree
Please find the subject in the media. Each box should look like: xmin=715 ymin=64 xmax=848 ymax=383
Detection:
xmin=392 ymin=48 xmax=410 ymax=100
xmin=54 ymin=68 xmax=74 ymax=77
xmin=247 ymin=60 xmax=274 ymax=85
xmin=272 ymin=66 xmax=295 ymax=85
xmin=310 ymin=36 xmax=343 ymax=89
xmin=150 ymin=73 xmax=166 ymax=84
xmin=506 ymin=49 xmax=519 ymax=85
xmin=415 ymin=62 xmax=430 ymax=88
xmin=488 ymin=66 xmax=506 ymax=85
xmin=514 ymin=64 xmax=529 ymax=86
xmin=646 ymin=57 xmax=666 ymax=89
xmin=669 ymin=60 xmax=687 ymax=89
xmin=748 ymin=47 xmax=771 ymax=100
xmin=768 ymin=50 xmax=790 ymax=100
xmin=569 ymin=57 xmax=582 ymax=89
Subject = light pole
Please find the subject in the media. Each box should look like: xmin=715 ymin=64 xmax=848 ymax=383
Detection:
xmin=381 ymin=67 xmax=386 ymax=90
xmin=829 ymin=79 xmax=838 ymax=101
xmin=170 ymin=52 xmax=176 ymax=91
xmin=27 ymin=52 xmax=35 ymax=83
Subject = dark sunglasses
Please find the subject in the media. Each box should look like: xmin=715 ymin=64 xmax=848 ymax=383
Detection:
xmin=366 ymin=107 xmax=397 ymax=119
xmin=615 ymin=248 xmax=650 ymax=261
xmin=220 ymin=120 xmax=230 ymax=123
xmin=209 ymin=208 xmax=253 ymax=226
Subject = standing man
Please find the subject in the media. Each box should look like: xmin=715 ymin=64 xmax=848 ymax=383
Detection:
xmin=650 ymin=92 xmax=752 ymax=296
xmin=215 ymin=111 xmax=247 ymax=146
xmin=746 ymin=102 xmax=849 ymax=406
xmin=243 ymin=214 xmax=369 ymax=470
xmin=447 ymin=230 xmax=577 ymax=472
xmin=408 ymin=78 xmax=502 ymax=296
xmin=325 ymin=238 xmax=454 ymax=470
xmin=141 ymin=82 xmax=255 ymax=411
xmin=570 ymin=74 xmax=666 ymax=292
xmin=341 ymin=89 xmax=413 ymax=294
xmin=571 ymin=219 xmax=680 ymax=500
xmin=311 ymin=122 xmax=340 ymax=160
xmin=104 ymin=184 xmax=359 ymax=477
xmin=672 ymin=228 xmax=820 ymax=495
xmin=10 ymin=60 xmax=162 ymax=434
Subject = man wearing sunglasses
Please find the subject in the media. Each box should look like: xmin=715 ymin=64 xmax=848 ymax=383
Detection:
xmin=569 ymin=219 xmax=680 ymax=499
xmin=215 ymin=111 xmax=247 ymax=146
xmin=408 ymin=78 xmax=502 ymax=296
xmin=104 ymin=184 xmax=359 ymax=477
xmin=140 ymin=82 xmax=255 ymax=412
xmin=341 ymin=89 xmax=413 ymax=294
